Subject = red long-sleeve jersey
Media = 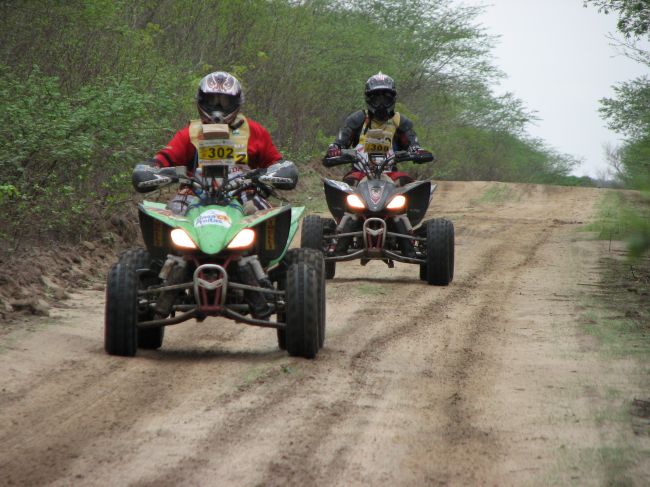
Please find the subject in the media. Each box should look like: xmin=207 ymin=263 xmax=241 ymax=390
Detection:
xmin=153 ymin=117 xmax=282 ymax=172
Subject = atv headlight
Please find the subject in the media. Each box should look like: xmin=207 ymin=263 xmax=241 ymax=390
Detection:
xmin=346 ymin=194 xmax=366 ymax=210
xmin=386 ymin=194 xmax=406 ymax=210
xmin=228 ymin=228 xmax=256 ymax=249
xmin=171 ymin=228 xmax=197 ymax=249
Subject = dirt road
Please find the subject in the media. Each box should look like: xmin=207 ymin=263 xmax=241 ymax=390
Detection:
xmin=1 ymin=181 xmax=647 ymax=486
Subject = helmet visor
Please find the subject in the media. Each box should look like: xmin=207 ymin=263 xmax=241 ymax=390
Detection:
xmin=367 ymin=90 xmax=396 ymax=109
xmin=201 ymin=93 xmax=239 ymax=113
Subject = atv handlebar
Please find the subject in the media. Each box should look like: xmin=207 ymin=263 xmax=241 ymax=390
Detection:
xmin=394 ymin=150 xmax=434 ymax=164
xmin=323 ymin=149 xmax=434 ymax=168
xmin=322 ymin=151 xmax=356 ymax=167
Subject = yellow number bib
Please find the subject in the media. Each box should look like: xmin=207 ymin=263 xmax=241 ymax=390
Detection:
xmin=364 ymin=138 xmax=392 ymax=154
xmin=358 ymin=114 xmax=400 ymax=155
xmin=189 ymin=118 xmax=251 ymax=168
xmin=198 ymin=139 xmax=236 ymax=163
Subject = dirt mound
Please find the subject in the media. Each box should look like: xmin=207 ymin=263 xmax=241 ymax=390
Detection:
xmin=0 ymin=213 xmax=140 ymax=322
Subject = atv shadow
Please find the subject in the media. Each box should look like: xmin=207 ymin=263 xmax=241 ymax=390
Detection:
xmin=139 ymin=346 xmax=286 ymax=363
xmin=331 ymin=276 xmax=421 ymax=284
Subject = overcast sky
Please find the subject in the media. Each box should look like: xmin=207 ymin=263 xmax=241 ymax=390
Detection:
xmin=461 ymin=0 xmax=649 ymax=178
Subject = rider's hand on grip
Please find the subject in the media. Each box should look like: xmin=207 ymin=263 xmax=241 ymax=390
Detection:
xmin=326 ymin=143 xmax=341 ymax=158
xmin=408 ymin=146 xmax=434 ymax=164
xmin=132 ymin=163 xmax=177 ymax=192
xmin=248 ymin=168 xmax=263 ymax=182
xmin=159 ymin=167 xmax=179 ymax=181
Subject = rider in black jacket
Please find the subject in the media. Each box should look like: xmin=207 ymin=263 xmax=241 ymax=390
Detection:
xmin=326 ymin=72 xmax=430 ymax=186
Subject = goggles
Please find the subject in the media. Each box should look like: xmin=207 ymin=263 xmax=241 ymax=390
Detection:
xmin=367 ymin=91 xmax=396 ymax=108
xmin=201 ymin=93 xmax=239 ymax=112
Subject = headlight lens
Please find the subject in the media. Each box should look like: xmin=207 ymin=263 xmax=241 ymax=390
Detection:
xmin=386 ymin=194 xmax=406 ymax=210
xmin=228 ymin=228 xmax=256 ymax=249
xmin=171 ymin=228 xmax=197 ymax=249
xmin=346 ymin=194 xmax=366 ymax=209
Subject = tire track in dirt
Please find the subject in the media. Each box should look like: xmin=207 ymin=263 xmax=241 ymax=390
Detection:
xmin=309 ymin=218 xmax=557 ymax=485
xmin=134 ymin=213 xmax=555 ymax=486
xmin=0 ymin=317 xmax=290 ymax=485
xmin=120 ymin=222 xmax=486 ymax=485
xmin=0 ymin=182 xmax=610 ymax=486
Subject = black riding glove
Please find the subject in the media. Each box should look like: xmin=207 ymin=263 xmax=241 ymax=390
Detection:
xmin=132 ymin=162 xmax=178 ymax=193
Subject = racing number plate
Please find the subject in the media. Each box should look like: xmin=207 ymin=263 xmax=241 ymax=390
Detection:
xmin=198 ymin=139 xmax=236 ymax=162
xmin=364 ymin=137 xmax=391 ymax=154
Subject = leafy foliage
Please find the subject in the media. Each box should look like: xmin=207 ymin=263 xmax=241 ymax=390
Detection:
xmin=0 ymin=0 xmax=586 ymax=250
xmin=583 ymin=0 xmax=650 ymax=38
xmin=0 ymin=65 xmax=170 ymax=246
xmin=586 ymin=0 xmax=650 ymax=256
xmin=600 ymin=77 xmax=650 ymax=139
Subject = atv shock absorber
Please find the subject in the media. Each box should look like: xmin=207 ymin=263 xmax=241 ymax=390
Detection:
xmin=335 ymin=213 xmax=358 ymax=253
xmin=155 ymin=255 xmax=188 ymax=315
xmin=392 ymin=215 xmax=416 ymax=257
xmin=237 ymin=256 xmax=273 ymax=318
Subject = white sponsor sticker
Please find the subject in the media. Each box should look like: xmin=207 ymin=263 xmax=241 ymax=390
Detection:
xmin=194 ymin=209 xmax=232 ymax=228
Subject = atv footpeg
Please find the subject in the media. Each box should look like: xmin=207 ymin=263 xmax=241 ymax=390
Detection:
xmin=193 ymin=264 xmax=228 ymax=309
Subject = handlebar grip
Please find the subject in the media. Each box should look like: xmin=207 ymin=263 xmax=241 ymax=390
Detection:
xmin=393 ymin=152 xmax=434 ymax=164
xmin=323 ymin=155 xmax=354 ymax=167
xmin=412 ymin=153 xmax=434 ymax=164
xmin=159 ymin=167 xmax=180 ymax=182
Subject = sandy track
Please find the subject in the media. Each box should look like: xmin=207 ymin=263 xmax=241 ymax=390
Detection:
xmin=1 ymin=181 xmax=644 ymax=486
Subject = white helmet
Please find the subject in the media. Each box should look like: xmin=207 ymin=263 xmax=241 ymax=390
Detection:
xmin=197 ymin=71 xmax=244 ymax=124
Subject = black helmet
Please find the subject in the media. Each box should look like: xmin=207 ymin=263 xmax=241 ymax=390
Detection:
xmin=197 ymin=71 xmax=244 ymax=124
xmin=364 ymin=72 xmax=396 ymax=122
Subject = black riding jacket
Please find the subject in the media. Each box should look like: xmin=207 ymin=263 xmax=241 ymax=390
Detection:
xmin=333 ymin=110 xmax=419 ymax=150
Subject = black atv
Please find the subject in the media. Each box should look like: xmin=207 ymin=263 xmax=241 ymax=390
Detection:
xmin=301 ymin=148 xmax=454 ymax=285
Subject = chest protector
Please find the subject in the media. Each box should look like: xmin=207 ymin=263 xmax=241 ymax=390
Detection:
xmin=357 ymin=112 xmax=401 ymax=155
xmin=189 ymin=115 xmax=251 ymax=176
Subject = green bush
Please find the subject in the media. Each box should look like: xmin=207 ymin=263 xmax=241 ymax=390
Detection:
xmin=0 ymin=65 xmax=173 ymax=247
xmin=0 ymin=0 xmax=596 ymax=251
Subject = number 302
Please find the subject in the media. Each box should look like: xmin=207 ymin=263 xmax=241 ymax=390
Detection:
xmin=207 ymin=146 xmax=234 ymax=159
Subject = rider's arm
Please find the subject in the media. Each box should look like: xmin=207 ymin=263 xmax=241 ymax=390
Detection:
xmin=333 ymin=110 xmax=366 ymax=148
xmin=153 ymin=126 xmax=196 ymax=170
xmin=395 ymin=114 xmax=420 ymax=150
xmin=247 ymin=119 xmax=283 ymax=169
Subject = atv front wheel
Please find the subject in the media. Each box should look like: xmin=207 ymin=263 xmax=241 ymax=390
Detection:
xmin=105 ymin=262 xmax=138 ymax=356
xmin=281 ymin=248 xmax=326 ymax=349
xmin=424 ymin=218 xmax=455 ymax=286
xmin=301 ymin=215 xmax=336 ymax=279
xmin=119 ymin=248 xmax=164 ymax=350
xmin=285 ymin=261 xmax=321 ymax=358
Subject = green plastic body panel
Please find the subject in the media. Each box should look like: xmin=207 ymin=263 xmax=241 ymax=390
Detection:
xmin=138 ymin=201 xmax=305 ymax=267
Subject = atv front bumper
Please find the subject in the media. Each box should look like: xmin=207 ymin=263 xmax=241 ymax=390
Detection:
xmin=325 ymin=217 xmax=426 ymax=265
xmin=136 ymin=263 xmax=286 ymax=329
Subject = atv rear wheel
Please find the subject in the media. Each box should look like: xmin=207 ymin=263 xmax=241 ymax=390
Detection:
xmin=281 ymin=248 xmax=326 ymax=349
xmin=424 ymin=218 xmax=455 ymax=286
xmin=105 ymin=262 xmax=138 ymax=356
xmin=301 ymin=215 xmax=336 ymax=279
xmin=285 ymin=261 xmax=321 ymax=358
xmin=119 ymin=248 xmax=165 ymax=350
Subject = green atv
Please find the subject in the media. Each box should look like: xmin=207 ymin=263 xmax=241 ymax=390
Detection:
xmin=105 ymin=161 xmax=325 ymax=359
